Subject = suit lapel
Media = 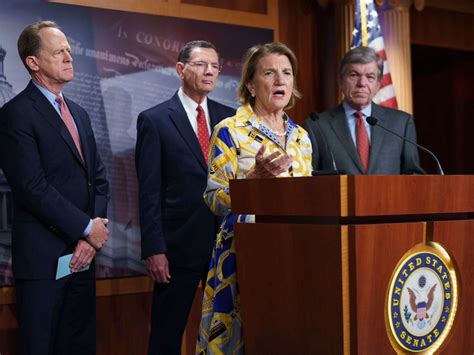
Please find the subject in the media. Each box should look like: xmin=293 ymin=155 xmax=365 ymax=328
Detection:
xmin=168 ymin=94 xmax=208 ymax=172
xmin=27 ymin=82 xmax=62 ymax=132
xmin=367 ymin=103 xmax=386 ymax=174
xmin=207 ymin=99 xmax=223 ymax=130
xmin=26 ymin=83 xmax=86 ymax=170
xmin=329 ymin=105 xmax=365 ymax=173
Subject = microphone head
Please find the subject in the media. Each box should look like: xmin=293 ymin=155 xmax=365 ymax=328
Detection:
xmin=366 ymin=116 xmax=378 ymax=126
xmin=309 ymin=112 xmax=320 ymax=121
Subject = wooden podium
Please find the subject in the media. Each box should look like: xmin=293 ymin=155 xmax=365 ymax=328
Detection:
xmin=230 ymin=175 xmax=474 ymax=354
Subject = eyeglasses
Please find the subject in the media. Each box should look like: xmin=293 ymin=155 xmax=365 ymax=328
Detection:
xmin=186 ymin=61 xmax=222 ymax=73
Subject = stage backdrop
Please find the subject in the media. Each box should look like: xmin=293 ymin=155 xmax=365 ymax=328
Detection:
xmin=0 ymin=1 xmax=273 ymax=286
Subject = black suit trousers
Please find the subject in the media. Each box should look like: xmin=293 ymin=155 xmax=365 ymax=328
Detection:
xmin=148 ymin=265 xmax=209 ymax=355
xmin=15 ymin=269 xmax=96 ymax=355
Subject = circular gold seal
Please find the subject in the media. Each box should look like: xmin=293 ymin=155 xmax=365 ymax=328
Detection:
xmin=385 ymin=242 xmax=460 ymax=353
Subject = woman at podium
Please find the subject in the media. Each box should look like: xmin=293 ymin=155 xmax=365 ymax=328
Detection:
xmin=196 ymin=42 xmax=313 ymax=354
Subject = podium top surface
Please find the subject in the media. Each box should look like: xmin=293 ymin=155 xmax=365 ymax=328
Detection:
xmin=230 ymin=175 xmax=474 ymax=218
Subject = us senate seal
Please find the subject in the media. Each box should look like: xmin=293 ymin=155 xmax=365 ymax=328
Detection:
xmin=385 ymin=241 xmax=460 ymax=353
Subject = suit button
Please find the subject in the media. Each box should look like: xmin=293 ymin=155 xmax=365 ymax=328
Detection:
xmin=88 ymin=182 xmax=92 ymax=187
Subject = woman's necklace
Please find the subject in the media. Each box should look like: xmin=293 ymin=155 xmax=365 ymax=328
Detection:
xmin=267 ymin=122 xmax=287 ymax=137
xmin=254 ymin=107 xmax=288 ymax=137
xmin=261 ymin=115 xmax=287 ymax=137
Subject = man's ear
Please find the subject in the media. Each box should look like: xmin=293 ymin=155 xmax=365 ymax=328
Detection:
xmin=176 ymin=62 xmax=185 ymax=80
xmin=337 ymin=74 xmax=346 ymax=100
xmin=374 ymin=80 xmax=381 ymax=94
xmin=25 ymin=56 xmax=39 ymax=72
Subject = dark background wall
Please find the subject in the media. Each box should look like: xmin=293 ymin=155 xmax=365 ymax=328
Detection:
xmin=412 ymin=45 xmax=474 ymax=174
xmin=410 ymin=6 xmax=474 ymax=174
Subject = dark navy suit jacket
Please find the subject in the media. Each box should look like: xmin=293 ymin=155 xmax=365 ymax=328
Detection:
xmin=135 ymin=92 xmax=235 ymax=268
xmin=0 ymin=81 xmax=109 ymax=279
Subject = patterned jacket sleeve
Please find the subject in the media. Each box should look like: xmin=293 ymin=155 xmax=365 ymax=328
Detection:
xmin=204 ymin=119 xmax=239 ymax=216
xmin=297 ymin=126 xmax=314 ymax=176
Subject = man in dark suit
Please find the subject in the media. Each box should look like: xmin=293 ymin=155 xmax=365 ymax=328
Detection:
xmin=0 ymin=21 xmax=109 ymax=354
xmin=304 ymin=46 xmax=424 ymax=175
xmin=135 ymin=41 xmax=235 ymax=354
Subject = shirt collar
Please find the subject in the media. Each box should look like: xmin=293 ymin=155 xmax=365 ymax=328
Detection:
xmin=236 ymin=104 xmax=297 ymax=128
xmin=235 ymin=103 xmax=298 ymax=148
xmin=178 ymin=87 xmax=208 ymax=113
xmin=32 ymin=81 xmax=62 ymax=111
xmin=343 ymin=100 xmax=372 ymax=119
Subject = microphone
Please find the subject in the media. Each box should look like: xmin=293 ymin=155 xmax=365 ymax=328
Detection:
xmin=366 ymin=116 xmax=444 ymax=175
xmin=308 ymin=112 xmax=343 ymax=175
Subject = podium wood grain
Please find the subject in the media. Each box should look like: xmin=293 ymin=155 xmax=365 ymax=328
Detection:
xmin=231 ymin=175 xmax=474 ymax=354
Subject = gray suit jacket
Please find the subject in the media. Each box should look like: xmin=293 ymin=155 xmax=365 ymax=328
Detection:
xmin=304 ymin=102 xmax=424 ymax=175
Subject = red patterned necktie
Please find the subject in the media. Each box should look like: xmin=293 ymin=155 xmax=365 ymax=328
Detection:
xmin=196 ymin=105 xmax=210 ymax=164
xmin=355 ymin=111 xmax=370 ymax=172
xmin=56 ymin=96 xmax=84 ymax=162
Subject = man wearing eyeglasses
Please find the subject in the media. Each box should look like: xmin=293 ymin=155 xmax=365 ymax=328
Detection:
xmin=135 ymin=40 xmax=235 ymax=355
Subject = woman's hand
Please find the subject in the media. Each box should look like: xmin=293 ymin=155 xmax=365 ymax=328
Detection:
xmin=247 ymin=144 xmax=292 ymax=178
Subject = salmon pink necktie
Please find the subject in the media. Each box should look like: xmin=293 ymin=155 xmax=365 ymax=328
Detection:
xmin=56 ymin=95 xmax=84 ymax=162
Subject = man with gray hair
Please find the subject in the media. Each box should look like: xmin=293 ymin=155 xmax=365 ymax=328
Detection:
xmin=0 ymin=20 xmax=109 ymax=354
xmin=304 ymin=46 xmax=424 ymax=174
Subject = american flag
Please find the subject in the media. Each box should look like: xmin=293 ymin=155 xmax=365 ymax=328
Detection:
xmin=351 ymin=0 xmax=398 ymax=109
